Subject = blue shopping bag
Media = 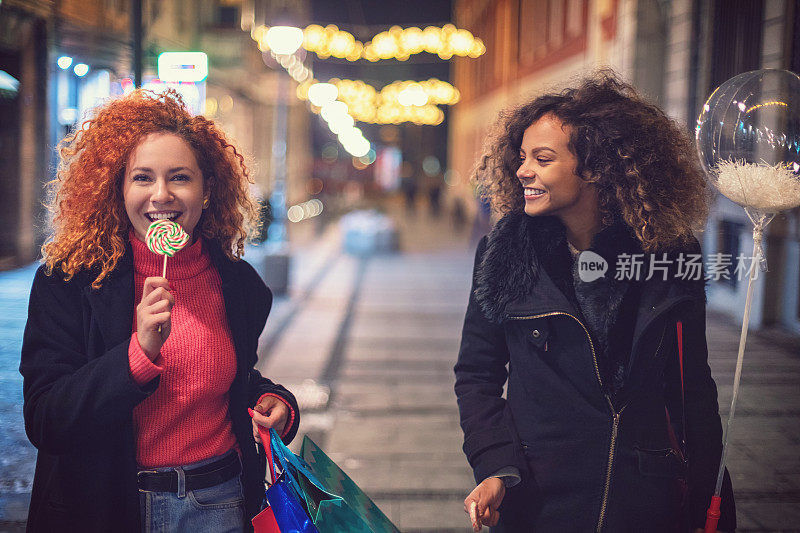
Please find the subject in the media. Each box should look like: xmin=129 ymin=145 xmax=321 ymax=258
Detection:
xmin=252 ymin=427 xmax=320 ymax=533
xmin=261 ymin=428 xmax=400 ymax=533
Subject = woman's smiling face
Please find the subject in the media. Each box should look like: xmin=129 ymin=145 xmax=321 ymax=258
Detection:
xmin=123 ymin=131 xmax=206 ymax=242
xmin=516 ymin=114 xmax=596 ymax=220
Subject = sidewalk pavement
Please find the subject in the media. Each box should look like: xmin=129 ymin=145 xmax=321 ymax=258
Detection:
xmin=0 ymin=263 xmax=38 ymax=528
xmin=0 ymin=200 xmax=798 ymax=531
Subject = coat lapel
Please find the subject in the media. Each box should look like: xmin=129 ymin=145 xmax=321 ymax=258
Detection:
xmin=208 ymin=243 xmax=249 ymax=382
xmin=504 ymin=265 xmax=580 ymax=318
xmin=85 ymin=243 xmax=135 ymax=349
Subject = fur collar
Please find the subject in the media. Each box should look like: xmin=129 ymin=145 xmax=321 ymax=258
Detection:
xmin=474 ymin=212 xmax=643 ymax=323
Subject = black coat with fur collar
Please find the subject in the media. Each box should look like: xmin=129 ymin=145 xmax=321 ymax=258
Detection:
xmin=454 ymin=213 xmax=735 ymax=531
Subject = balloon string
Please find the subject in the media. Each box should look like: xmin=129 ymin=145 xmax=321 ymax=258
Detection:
xmin=713 ymin=214 xmax=775 ymax=499
xmin=714 ymin=236 xmax=758 ymax=497
xmin=744 ymin=210 xmax=774 ymax=272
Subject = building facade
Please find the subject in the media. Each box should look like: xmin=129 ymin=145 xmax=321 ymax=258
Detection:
xmin=449 ymin=0 xmax=800 ymax=334
xmin=0 ymin=0 xmax=50 ymax=268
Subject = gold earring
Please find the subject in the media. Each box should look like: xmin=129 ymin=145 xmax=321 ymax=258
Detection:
xmin=202 ymin=197 xmax=210 ymax=209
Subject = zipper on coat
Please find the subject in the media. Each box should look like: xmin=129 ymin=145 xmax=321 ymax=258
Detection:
xmin=509 ymin=311 xmax=625 ymax=531
xmin=509 ymin=312 xmax=603 ymax=389
xmin=596 ymin=397 xmax=626 ymax=532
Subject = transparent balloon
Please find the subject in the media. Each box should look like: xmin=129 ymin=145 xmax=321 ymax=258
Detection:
xmin=696 ymin=69 xmax=800 ymax=214
xmin=695 ymin=70 xmax=800 ymax=517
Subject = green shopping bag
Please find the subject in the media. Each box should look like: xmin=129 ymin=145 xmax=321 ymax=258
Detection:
xmin=299 ymin=436 xmax=401 ymax=533
xmin=265 ymin=430 xmax=400 ymax=533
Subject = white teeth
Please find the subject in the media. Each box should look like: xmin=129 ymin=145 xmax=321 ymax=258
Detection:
xmin=524 ymin=188 xmax=545 ymax=196
xmin=148 ymin=212 xmax=179 ymax=221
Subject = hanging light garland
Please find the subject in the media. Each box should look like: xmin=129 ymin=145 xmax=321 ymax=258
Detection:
xmin=297 ymin=78 xmax=457 ymax=126
xmin=248 ymin=23 xmax=477 ymax=130
xmin=252 ymin=24 xmax=485 ymax=62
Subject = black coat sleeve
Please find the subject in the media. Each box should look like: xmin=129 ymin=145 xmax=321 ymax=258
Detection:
xmin=454 ymin=237 xmax=522 ymax=484
xmin=241 ymin=261 xmax=300 ymax=444
xmin=666 ymin=260 xmax=735 ymax=531
xmin=20 ymin=267 xmax=154 ymax=455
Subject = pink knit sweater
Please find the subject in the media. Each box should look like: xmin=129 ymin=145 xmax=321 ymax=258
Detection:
xmin=127 ymin=234 xmax=291 ymax=468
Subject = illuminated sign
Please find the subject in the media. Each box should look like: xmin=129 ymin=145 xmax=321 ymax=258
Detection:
xmin=157 ymin=52 xmax=208 ymax=83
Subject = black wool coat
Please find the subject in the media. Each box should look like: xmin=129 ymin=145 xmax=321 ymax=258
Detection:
xmin=20 ymin=240 xmax=299 ymax=532
xmin=454 ymin=213 xmax=735 ymax=532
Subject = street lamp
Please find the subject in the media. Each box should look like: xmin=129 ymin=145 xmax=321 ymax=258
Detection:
xmin=73 ymin=63 xmax=89 ymax=77
xmin=57 ymin=56 xmax=73 ymax=70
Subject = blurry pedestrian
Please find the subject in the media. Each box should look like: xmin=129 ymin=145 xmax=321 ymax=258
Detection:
xmin=451 ymin=196 xmax=466 ymax=232
xmin=400 ymin=174 xmax=418 ymax=213
xmin=426 ymin=175 xmax=443 ymax=217
xmin=20 ymin=89 xmax=299 ymax=532
xmin=454 ymin=71 xmax=735 ymax=532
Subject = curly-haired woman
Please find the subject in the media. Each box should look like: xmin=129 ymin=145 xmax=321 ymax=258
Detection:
xmin=20 ymin=90 xmax=298 ymax=532
xmin=455 ymin=72 xmax=735 ymax=532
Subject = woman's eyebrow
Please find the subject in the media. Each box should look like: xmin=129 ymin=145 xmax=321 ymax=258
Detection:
xmin=128 ymin=166 xmax=195 ymax=173
xmin=521 ymin=146 xmax=557 ymax=155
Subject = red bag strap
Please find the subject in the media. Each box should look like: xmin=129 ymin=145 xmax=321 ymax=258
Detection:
xmin=259 ymin=426 xmax=276 ymax=486
xmin=677 ymin=320 xmax=685 ymax=403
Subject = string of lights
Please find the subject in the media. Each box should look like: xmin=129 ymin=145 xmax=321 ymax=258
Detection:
xmin=297 ymin=78 xmax=457 ymax=125
xmin=251 ymin=23 xmax=485 ymax=62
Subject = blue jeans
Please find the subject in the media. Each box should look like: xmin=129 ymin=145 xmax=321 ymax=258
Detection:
xmin=139 ymin=452 xmax=245 ymax=533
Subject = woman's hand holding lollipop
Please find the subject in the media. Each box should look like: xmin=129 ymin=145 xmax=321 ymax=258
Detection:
xmin=138 ymin=220 xmax=190 ymax=359
xmin=136 ymin=277 xmax=175 ymax=360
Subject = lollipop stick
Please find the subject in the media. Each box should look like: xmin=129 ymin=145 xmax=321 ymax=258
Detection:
xmin=158 ymin=255 xmax=168 ymax=335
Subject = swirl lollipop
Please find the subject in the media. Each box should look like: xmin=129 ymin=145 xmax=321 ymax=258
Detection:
xmin=145 ymin=219 xmax=190 ymax=279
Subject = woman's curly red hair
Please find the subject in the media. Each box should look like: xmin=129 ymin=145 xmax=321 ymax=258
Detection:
xmin=474 ymin=70 xmax=710 ymax=252
xmin=42 ymin=89 xmax=259 ymax=288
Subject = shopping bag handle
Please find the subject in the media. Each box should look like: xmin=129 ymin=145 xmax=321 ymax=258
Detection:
xmin=258 ymin=426 xmax=337 ymax=519
xmin=258 ymin=425 xmax=277 ymax=485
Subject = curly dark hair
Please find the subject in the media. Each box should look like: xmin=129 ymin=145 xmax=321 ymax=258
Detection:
xmin=43 ymin=89 xmax=259 ymax=288
xmin=474 ymin=70 xmax=710 ymax=252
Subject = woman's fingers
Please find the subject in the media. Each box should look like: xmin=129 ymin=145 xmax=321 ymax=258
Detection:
xmin=253 ymin=397 xmax=289 ymax=433
xmin=250 ymin=405 xmax=287 ymax=433
xmin=141 ymin=286 xmax=174 ymax=308
xmin=464 ymin=493 xmax=485 ymax=531
xmin=482 ymin=506 xmax=500 ymax=527
xmin=251 ymin=417 xmax=263 ymax=443
xmin=142 ymin=276 xmax=170 ymax=295
xmin=464 ymin=477 xmax=505 ymax=531
xmin=142 ymin=299 xmax=171 ymax=317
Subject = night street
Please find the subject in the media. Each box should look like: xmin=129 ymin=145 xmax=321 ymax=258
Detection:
xmin=3 ymin=0 xmax=800 ymax=530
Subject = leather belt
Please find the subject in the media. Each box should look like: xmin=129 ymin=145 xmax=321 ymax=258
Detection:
xmin=137 ymin=451 xmax=241 ymax=493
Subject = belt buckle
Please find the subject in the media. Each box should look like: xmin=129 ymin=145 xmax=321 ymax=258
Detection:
xmin=137 ymin=469 xmax=159 ymax=493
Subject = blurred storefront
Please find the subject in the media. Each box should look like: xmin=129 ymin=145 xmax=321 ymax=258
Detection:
xmin=0 ymin=0 xmax=311 ymax=269
xmin=0 ymin=1 xmax=49 ymax=268
xmin=449 ymin=0 xmax=800 ymax=334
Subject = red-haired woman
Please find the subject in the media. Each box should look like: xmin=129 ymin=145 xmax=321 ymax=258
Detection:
xmin=20 ymin=90 xmax=298 ymax=532
xmin=455 ymin=72 xmax=735 ymax=531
